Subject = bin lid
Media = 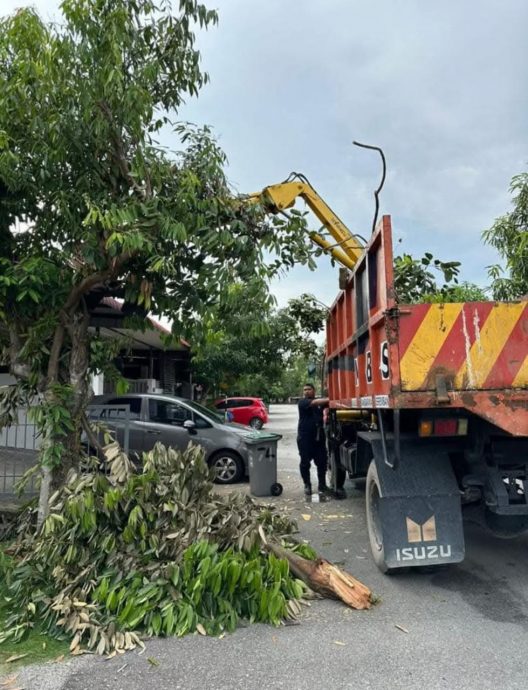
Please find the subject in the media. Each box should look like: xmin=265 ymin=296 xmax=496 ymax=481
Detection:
xmin=242 ymin=430 xmax=283 ymax=445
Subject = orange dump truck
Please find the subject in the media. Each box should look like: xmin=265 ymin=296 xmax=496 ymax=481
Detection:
xmin=326 ymin=215 xmax=528 ymax=572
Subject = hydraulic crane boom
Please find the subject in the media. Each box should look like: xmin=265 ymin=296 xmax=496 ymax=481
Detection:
xmin=245 ymin=174 xmax=364 ymax=271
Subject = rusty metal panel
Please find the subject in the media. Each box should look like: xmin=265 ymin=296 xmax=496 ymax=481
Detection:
xmin=457 ymin=391 xmax=527 ymax=436
xmin=325 ymin=213 xmax=527 ymax=437
xmin=393 ymin=391 xmax=528 ymax=437
xmin=327 ymin=215 xmax=396 ymax=410
xmin=399 ymin=302 xmax=528 ymax=392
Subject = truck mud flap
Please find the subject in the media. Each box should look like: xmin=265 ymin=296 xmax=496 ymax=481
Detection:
xmin=366 ymin=436 xmax=465 ymax=568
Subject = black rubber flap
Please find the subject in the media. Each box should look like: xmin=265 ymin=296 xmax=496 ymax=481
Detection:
xmin=368 ymin=436 xmax=461 ymax=497
xmin=369 ymin=436 xmax=465 ymax=567
xmin=379 ymin=494 xmax=465 ymax=568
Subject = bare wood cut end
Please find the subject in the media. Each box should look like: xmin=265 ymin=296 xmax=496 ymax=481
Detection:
xmin=268 ymin=543 xmax=372 ymax=611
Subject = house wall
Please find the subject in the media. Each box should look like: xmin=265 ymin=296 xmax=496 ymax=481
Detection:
xmin=97 ymin=349 xmax=192 ymax=397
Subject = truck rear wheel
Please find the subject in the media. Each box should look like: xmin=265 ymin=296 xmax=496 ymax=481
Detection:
xmin=366 ymin=460 xmax=394 ymax=574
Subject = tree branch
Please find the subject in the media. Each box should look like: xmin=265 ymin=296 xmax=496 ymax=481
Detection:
xmin=97 ymin=100 xmax=150 ymax=200
xmin=47 ymin=322 xmax=65 ymax=383
xmin=8 ymin=327 xmax=31 ymax=381
xmin=81 ymin=412 xmax=105 ymax=460
xmin=62 ymin=250 xmax=134 ymax=313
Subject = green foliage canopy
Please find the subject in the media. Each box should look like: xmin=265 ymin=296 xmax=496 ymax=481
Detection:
xmin=191 ymin=286 xmax=326 ymax=396
xmin=483 ymin=172 xmax=528 ymax=299
xmin=393 ymin=252 xmax=486 ymax=304
xmin=0 ymin=0 xmax=313 ymax=496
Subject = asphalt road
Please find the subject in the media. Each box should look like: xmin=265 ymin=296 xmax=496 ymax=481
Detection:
xmin=12 ymin=404 xmax=528 ymax=690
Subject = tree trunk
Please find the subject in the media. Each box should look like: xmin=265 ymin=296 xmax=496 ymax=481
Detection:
xmin=51 ymin=308 xmax=91 ymax=490
xmin=37 ymin=465 xmax=52 ymax=530
xmin=37 ymin=307 xmax=92 ymax=526
xmin=267 ymin=542 xmax=372 ymax=610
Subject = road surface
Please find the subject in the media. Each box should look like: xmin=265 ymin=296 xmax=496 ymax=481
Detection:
xmin=11 ymin=404 xmax=528 ymax=690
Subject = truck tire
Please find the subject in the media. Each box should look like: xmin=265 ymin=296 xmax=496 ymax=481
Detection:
xmin=365 ymin=460 xmax=394 ymax=574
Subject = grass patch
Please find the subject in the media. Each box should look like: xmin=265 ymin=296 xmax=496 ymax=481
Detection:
xmin=0 ymin=544 xmax=69 ymax=674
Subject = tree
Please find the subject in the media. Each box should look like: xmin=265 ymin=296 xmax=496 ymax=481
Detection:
xmin=190 ymin=280 xmax=278 ymax=397
xmin=191 ymin=289 xmax=326 ymax=397
xmin=0 ymin=1 xmax=313 ymax=520
xmin=393 ymin=252 xmax=487 ymax=303
xmin=483 ymin=172 xmax=528 ymax=299
xmin=268 ymin=356 xmax=311 ymax=402
xmin=393 ymin=252 xmax=461 ymax=303
xmin=285 ymin=294 xmax=327 ymax=339
xmin=423 ymin=282 xmax=487 ymax=303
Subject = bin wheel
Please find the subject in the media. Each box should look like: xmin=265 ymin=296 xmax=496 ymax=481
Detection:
xmin=270 ymin=482 xmax=283 ymax=497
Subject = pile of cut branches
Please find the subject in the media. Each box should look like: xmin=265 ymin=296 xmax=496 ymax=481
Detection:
xmin=0 ymin=443 xmax=312 ymax=656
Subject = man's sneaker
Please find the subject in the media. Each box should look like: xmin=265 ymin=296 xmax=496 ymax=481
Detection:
xmin=334 ymin=488 xmax=347 ymax=500
xmin=318 ymin=485 xmax=333 ymax=497
xmin=304 ymin=484 xmax=312 ymax=498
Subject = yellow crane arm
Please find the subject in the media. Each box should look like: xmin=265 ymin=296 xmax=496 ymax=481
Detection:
xmin=246 ymin=179 xmax=364 ymax=271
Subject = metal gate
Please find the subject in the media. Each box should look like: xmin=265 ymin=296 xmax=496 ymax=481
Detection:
xmin=0 ymin=404 xmax=131 ymax=499
xmin=0 ymin=408 xmax=39 ymax=497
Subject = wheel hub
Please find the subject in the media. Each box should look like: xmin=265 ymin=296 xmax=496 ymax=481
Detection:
xmin=214 ymin=456 xmax=236 ymax=481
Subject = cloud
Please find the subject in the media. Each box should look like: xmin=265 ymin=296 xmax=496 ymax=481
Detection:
xmin=178 ymin=0 xmax=527 ymax=298
xmin=3 ymin=0 xmax=526 ymax=306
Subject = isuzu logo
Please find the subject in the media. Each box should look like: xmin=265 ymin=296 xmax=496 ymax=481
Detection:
xmin=395 ymin=514 xmax=452 ymax=562
xmin=395 ymin=544 xmax=452 ymax=561
xmin=406 ymin=515 xmax=437 ymax=543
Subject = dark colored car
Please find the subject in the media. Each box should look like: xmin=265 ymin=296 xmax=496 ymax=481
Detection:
xmin=88 ymin=394 xmax=258 ymax=484
xmin=213 ymin=397 xmax=268 ymax=429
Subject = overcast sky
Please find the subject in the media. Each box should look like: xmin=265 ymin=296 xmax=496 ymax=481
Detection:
xmin=4 ymin=0 xmax=527 ymax=307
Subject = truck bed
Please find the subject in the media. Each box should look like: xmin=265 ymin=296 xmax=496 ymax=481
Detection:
xmin=326 ymin=216 xmax=528 ymax=436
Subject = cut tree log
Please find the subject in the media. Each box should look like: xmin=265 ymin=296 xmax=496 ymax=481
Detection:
xmin=267 ymin=541 xmax=372 ymax=610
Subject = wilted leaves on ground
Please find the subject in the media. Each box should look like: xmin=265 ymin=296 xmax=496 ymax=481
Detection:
xmin=0 ymin=443 xmax=308 ymax=655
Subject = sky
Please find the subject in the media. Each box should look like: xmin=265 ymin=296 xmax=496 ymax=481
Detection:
xmin=3 ymin=0 xmax=527 ymax=308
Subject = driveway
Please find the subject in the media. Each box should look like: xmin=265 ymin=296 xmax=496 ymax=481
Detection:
xmin=11 ymin=404 xmax=528 ymax=689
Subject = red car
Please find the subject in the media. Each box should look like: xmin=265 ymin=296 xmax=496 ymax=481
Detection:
xmin=213 ymin=397 xmax=268 ymax=429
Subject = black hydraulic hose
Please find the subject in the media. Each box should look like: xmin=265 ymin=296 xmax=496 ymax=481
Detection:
xmin=353 ymin=141 xmax=386 ymax=235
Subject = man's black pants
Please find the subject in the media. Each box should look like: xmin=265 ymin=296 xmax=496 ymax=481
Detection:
xmin=297 ymin=436 xmax=328 ymax=488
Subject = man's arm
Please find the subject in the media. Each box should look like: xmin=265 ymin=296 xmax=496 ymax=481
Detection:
xmin=310 ymin=398 xmax=329 ymax=407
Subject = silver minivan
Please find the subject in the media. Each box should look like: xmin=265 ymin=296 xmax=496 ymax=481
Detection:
xmin=90 ymin=393 xmax=255 ymax=483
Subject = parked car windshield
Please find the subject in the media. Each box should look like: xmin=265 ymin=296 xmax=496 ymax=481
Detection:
xmin=187 ymin=400 xmax=225 ymax=424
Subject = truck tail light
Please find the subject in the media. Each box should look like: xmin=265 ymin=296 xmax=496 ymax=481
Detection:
xmin=434 ymin=419 xmax=458 ymax=436
xmin=457 ymin=418 xmax=468 ymax=435
xmin=419 ymin=420 xmax=433 ymax=437
xmin=419 ymin=418 xmax=468 ymax=437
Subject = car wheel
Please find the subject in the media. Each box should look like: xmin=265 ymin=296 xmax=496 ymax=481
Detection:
xmin=365 ymin=460 xmax=395 ymax=574
xmin=249 ymin=417 xmax=263 ymax=429
xmin=209 ymin=451 xmax=244 ymax=484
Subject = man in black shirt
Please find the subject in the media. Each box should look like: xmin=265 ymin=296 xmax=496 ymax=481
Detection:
xmin=297 ymin=383 xmax=330 ymax=498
